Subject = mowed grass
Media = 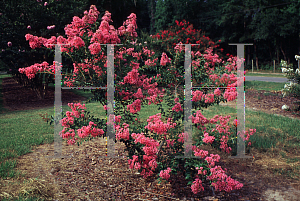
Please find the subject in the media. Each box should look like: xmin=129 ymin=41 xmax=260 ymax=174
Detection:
xmin=245 ymin=80 xmax=285 ymax=92
xmin=0 ymin=74 xmax=300 ymax=200
xmin=246 ymin=72 xmax=286 ymax=78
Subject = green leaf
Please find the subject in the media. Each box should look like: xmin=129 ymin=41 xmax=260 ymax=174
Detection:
xmin=185 ymin=174 xmax=191 ymax=180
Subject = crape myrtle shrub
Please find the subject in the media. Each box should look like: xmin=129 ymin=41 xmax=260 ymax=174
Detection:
xmin=24 ymin=5 xmax=255 ymax=195
xmin=0 ymin=0 xmax=89 ymax=98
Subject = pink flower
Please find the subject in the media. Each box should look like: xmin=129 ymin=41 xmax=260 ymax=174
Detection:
xmin=127 ymin=99 xmax=141 ymax=114
xmin=67 ymin=138 xmax=76 ymax=145
xmin=115 ymin=115 xmax=121 ymax=123
xmin=191 ymin=178 xmax=204 ymax=194
xmin=133 ymin=88 xmax=143 ymax=99
xmin=47 ymin=25 xmax=55 ymax=30
xmin=159 ymin=167 xmax=172 ymax=181
xmin=214 ymin=88 xmax=221 ymax=96
xmin=44 ymin=2 xmax=48 ymax=6
xmin=145 ymin=114 xmax=176 ymax=135
xmin=115 ymin=123 xmax=130 ymax=140
xmin=193 ymin=147 xmax=208 ymax=158
xmin=27 ymin=25 xmax=31 ymax=29
xmin=207 ymin=166 xmax=243 ymax=192
xmin=203 ymin=132 xmax=215 ymax=144
xmin=204 ymin=93 xmax=214 ymax=103
xmin=7 ymin=42 xmax=12 ymax=47
xmin=172 ymin=102 xmax=183 ymax=112
xmin=192 ymin=90 xmax=204 ymax=102
xmin=223 ymin=86 xmax=237 ymax=102
xmin=189 ymin=110 xmax=209 ymax=126
xmin=88 ymin=42 xmax=101 ymax=55
xmin=160 ymin=52 xmax=171 ymax=66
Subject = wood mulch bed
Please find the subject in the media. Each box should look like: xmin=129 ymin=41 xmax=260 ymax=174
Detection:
xmin=1 ymin=76 xmax=300 ymax=201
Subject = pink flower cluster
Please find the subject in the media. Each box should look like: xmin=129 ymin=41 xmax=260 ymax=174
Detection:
xmin=72 ymin=61 xmax=104 ymax=79
xmin=77 ymin=121 xmax=104 ymax=138
xmin=47 ymin=25 xmax=55 ymax=30
xmin=119 ymin=13 xmax=137 ymax=37
xmin=89 ymin=11 xmax=120 ymax=46
xmin=214 ymin=88 xmax=221 ymax=96
xmin=206 ymin=166 xmax=243 ymax=192
xmin=18 ymin=61 xmax=56 ymax=79
xmin=124 ymin=69 xmax=139 ymax=85
xmin=204 ymin=93 xmax=214 ymax=103
xmin=172 ymin=97 xmax=183 ymax=112
xmin=26 ymin=5 xmax=138 ymax=56
xmin=191 ymin=178 xmax=204 ymax=194
xmin=191 ymin=147 xmax=242 ymax=194
xmin=223 ymin=85 xmax=237 ymax=102
xmin=174 ymin=42 xmax=185 ymax=53
xmin=115 ymin=123 xmax=130 ymax=140
xmin=207 ymin=114 xmax=233 ymax=153
xmin=189 ymin=110 xmax=209 ymax=127
xmin=192 ymin=90 xmax=204 ymax=102
xmin=25 ymin=34 xmax=47 ymax=49
xmin=59 ymin=102 xmax=104 ymax=145
xmin=209 ymin=74 xmax=219 ymax=82
xmin=224 ymin=56 xmax=242 ymax=72
xmin=203 ymin=132 xmax=215 ymax=144
xmin=193 ymin=146 xmax=208 ymax=158
xmin=130 ymin=133 xmax=160 ymax=178
xmin=159 ymin=167 xmax=172 ymax=181
xmin=145 ymin=88 xmax=164 ymax=105
xmin=133 ymin=88 xmax=144 ymax=99
xmin=195 ymin=166 xmax=207 ymax=176
xmin=202 ymin=47 xmax=222 ymax=67
xmin=205 ymin=154 xmax=220 ymax=168
xmin=82 ymin=5 xmax=100 ymax=25
xmin=238 ymin=129 xmax=256 ymax=141
xmin=145 ymin=58 xmax=158 ymax=67
xmin=145 ymin=113 xmax=176 ymax=136
xmin=178 ymin=132 xmax=188 ymax=143
xmin=143 ymin=47 xmax=155 ymax=57
xmin=65 ymin=5 xmax=99 ymax=39
xmin=127 ymin=99 xmax=142 ymax=114
xmin=160 ymin=52 xmax=171 ymax=66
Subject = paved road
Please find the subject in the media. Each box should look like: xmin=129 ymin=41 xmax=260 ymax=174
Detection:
xmin=245 ymin=76 xmax=289 ymax=83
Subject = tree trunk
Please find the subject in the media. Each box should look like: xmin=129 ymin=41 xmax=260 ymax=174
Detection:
xmin=254 ymin=40 xmax=259 ymax=70
xmin=256 ymin=57 xmax=258 ymax=71
xmin=280 ymin=40 xmax=287 ymax=61
xmin=276 ymin=46 xmax=280 ymax=63
xmin=150 ymin=0 xmax=155 ymax=34
xmin=268 ymin=42 xmax=272 ymax=61
xmin=247 ymin=45 xmax=250 ymax=65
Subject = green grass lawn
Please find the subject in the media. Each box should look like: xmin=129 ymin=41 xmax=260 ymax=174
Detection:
xmin=0 ymin=74 xmax=300 ymax=200
xmin=245 ymin=80 xmax=285 ymax=92
xmin=246 ymin=72 xmax=286 ymax=78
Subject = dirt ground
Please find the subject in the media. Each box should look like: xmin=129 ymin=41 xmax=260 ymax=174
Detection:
xmin=1 ymin=76 xmax=300 ymax=201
